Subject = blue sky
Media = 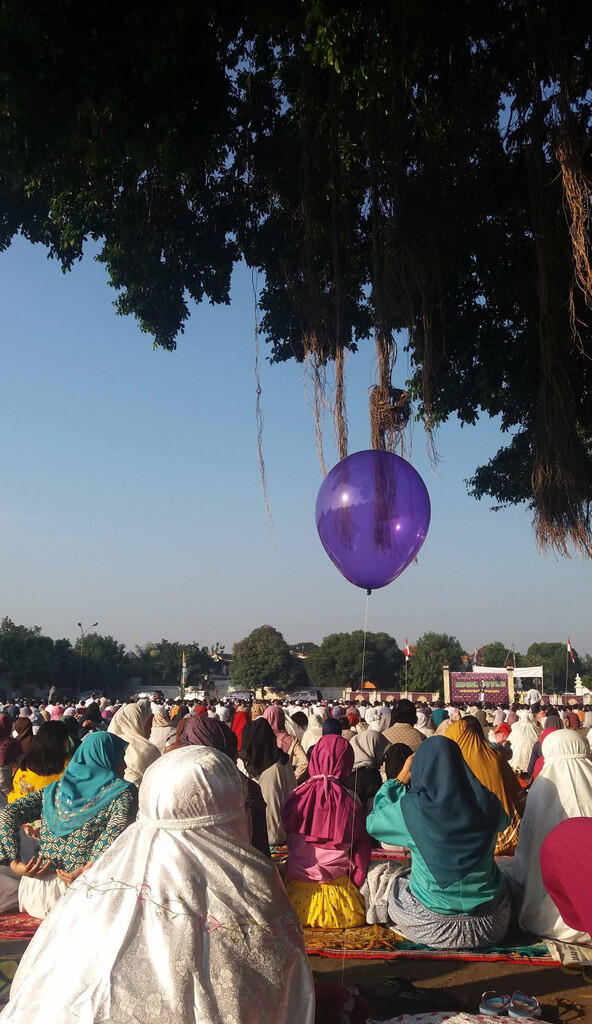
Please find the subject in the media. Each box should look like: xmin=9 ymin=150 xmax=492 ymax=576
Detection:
xmin=1 ymin=236 xmax=590 ymax=658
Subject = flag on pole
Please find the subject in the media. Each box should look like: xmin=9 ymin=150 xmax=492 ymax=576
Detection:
xmin=181 ymin=649 xmax=187 ymax=694
xmin=405 ymin=638 xmax=410 ymax=662
xmin=567 ymin=637 xmax=575 ymax=663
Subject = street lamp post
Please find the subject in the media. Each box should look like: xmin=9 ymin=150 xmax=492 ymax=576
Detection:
xmin=77 ymin=621 xmax=98 ymax=699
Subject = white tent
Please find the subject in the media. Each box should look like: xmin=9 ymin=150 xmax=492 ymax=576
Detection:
xmin=472 ymin=665 xmax=543 ymax=680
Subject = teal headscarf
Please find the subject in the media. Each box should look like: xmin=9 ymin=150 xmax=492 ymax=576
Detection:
xmin=43 ymin=732 xmax=133 ymax=838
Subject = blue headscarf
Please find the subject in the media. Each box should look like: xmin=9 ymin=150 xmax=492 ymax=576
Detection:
xmin=401 ymin=736 xmax=503 ymax=888
xmin=430 ymin=708 xmax=448 ymax=728
xmin=43 ymin=732 xmax=133 ymax=838
xmin=322 ymin=718 xmax=342 ymax=736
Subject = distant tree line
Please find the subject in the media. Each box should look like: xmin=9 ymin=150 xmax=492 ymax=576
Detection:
xmin=1 ymin=616 xmax=589 ymax=697
xmin=0 ymin=617 xmax=216 ymax=696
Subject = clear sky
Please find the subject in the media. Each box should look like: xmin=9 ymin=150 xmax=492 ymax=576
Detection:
xmin=1 ymin=236 xmax=590 ymax=658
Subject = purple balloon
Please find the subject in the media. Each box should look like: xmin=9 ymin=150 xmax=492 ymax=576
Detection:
xmin=315 ymin=450 xmax=431 ymax=591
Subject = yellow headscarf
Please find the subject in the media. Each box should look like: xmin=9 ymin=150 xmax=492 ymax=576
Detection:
xmin=446 ymin=717 xmax=525 ymax=855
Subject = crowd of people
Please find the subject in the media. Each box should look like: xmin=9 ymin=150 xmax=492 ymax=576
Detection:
xmin=0 ymin=690 xmax=590 ymax=1020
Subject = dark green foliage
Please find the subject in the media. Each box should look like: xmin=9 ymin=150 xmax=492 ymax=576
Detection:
xmin=408 ymin=632 xmax=466 ymax=693
xmin=1 ymin=1 xmax=592 ymax=549
xmin=306 ymin=631 xmax=404 ymax=689
xmin=231 ymin=625 xmax=294 ymax=692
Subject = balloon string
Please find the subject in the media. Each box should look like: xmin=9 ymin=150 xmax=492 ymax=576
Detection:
xmin=360 ymin=590 xmax=370 ymax=690
xmin=340 ymin=588 xmax=371 ymax=986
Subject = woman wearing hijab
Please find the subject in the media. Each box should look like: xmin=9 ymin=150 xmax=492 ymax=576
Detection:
xmin=367 ymin=736 xmax=510 ymax=948
xmin=301 ymin=714 xmax=324 ymax=754
xmin=263 ymin=706 xmax=308 ymax=782
xmin=490 ymin=721 xmax=512 ymax=759
xmin=322 ymin=718 xmax=342 ymax=737
xmin=149 ymin=707 xmax=176 ymax=754
xmin=164 ymin=714 xmax=190 ymax=753
xmin=0 ymin=716 xmax=23 ymax=795
xmin=415 ymin=708 xmax=435 ymax=738
xmin=343 ymin=731 xmax=390 ymax=812
xmin=540 ymin=818 xmax=592 ymax=940
xmin=500 ymin=729 xmax=592 ymax=943
xmin=231 ymin=707 xmax=251 ymax=749
xmin=80 ymin=701 xmax=104 ymax=737
xmin=446 ymin=717 xmax=525 ymax=855
xmin=508 ymin=711 xmax=541 ymax=774
xmin=239 ymin=718 xmax=296 ymax=848
xmin=108 ymin=703 xmax=160 ymax=786
xmin=281 ymin=734 xmax=371 ymax=928
xmin=527 ymin=720 xmax=562 ymax=778
xmin=2 ymin=747 xmax=315 ymax=1024
xmin=0 ymin=732 xmax=137 ymax=919
xmin=184 ymin=717 xmax=270 ymax=858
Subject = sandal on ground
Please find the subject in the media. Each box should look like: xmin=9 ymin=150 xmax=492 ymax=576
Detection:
xmin=479 ymin=991 xmax=512 ymax=1015
xmin=508 ymin=992 xmax=542 ymax=1018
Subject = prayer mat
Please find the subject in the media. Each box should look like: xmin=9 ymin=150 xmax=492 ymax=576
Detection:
xmin=304 ymin=924 xmax=558 ymax=965
xmin=0 ymin=912 xmax=41 ymax=941
xmin=0 ymin=957 xmax=20 ymax=1006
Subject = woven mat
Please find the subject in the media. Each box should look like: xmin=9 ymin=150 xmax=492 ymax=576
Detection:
xmin=0 ymin=912 xmax=41 ymax=942
xmin=304 ymin=924 xmax=558 ymax=964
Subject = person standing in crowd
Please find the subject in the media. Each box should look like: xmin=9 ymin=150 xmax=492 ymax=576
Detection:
xmin=1 ymin=747 xmax=315 ymax=1024
xmin=281 ymin=734 xmax=371 ymax=928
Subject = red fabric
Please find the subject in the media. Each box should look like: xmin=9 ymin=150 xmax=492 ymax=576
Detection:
xmin=193 ymin=705 xmax=207 ymax=718
xmin=494 ymin=722 xmax=511 ymax=739
xmin=231 ymin=710 xmax=250 ymax=749
xmin=541 ymin=817 xmax=592 ymax=936
xmin=262 ymin=706 xmax=293 ymax=754
xmin=346 ymin=712 xmax=360 ymax=727
xmin=566 ymin=711 xmax=580 ymax=730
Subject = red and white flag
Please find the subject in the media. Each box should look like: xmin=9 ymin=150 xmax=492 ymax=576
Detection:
xmin=567 ymin=637 xmax=575 ymax=663
xmin=405 ymin=638 xmax=410 ymax=662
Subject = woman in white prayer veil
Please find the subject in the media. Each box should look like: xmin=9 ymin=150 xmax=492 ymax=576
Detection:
xmin=3 ymin=747 xmax=315 ymax=1024
xmin=508 ymin=710 xmax=540 ymax=773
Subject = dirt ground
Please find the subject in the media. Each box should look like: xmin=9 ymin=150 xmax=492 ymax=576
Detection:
xmin=310 ymin=954 xmax=592 ymax=1023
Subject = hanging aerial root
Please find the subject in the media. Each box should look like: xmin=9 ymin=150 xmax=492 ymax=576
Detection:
xmin=556 ymin=124 xmax=592 ymax=358
xmin=332 ymin=345 xmax=348 ymax=461
xmin=303 ymin=334 xmax=329 ymax=476
xmin=369 ymin=384 xmax=411 ymax=452
xmin=253 ymin=276 xmax=272 ymax=520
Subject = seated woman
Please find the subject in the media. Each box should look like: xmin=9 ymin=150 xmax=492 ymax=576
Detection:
xmin=378 ymin=744 xmax=413 ymax=857
xmin=500 ymin=729 xmax=592 ymax=943
xmin=527 ymin=720 xmax=562 ymax=778
xmin=8 ymin=721 xmax=69 ymax=804
xmin=343 ymin=731 xmax=390 ymax=812
xmin=0 ymin=732 xmax=137 ymax=919
xmin=446 ymin=717 xmax=525 ymax=855
xmin=239 ymin=718 xmax=296 ymax=848
xmin=367 ymin=736 xmax=511 ymax=949
xmin=2 ymin=746 xmax=314 ymax=1024
xmin=541 ymin=818 xmax=592 ymax=939
xmin=281 ymin=734 xmax=371 ymax=929
xmin=508 ymin=711 xmax=540 ymax=774
xmin=263 ymin=705 xmax=309 ymax=782
xmin=108 ymin=702 xmax=160 ymax=785
xmin=149 ymin=707 xmax=176 ymax=754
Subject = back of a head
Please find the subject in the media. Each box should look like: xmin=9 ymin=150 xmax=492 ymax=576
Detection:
xmin=139 ymin=746 xmax=247 ymax=834
xmin=385 ymin=743 xmax=413 ymax=780
xmin=461 ymin=715 xmax=485 ymax=739
xmin=392 ymin=699 xmax=417 ymax=726
xmin=25 ymin=721 xmax=68 ymax=776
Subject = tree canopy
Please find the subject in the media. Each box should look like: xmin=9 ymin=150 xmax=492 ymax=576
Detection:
xmin=231 ymin=625 xmax=294 ymax=693
xmin=408 ymin=632 xmax=466 ymax=692
xmin=306 ymin=630 xmax=404 ymax=689
xmin=1 ymin=1 xmax=592 ymax=551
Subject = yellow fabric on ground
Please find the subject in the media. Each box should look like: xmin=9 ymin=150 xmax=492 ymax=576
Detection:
xmin=285 ymin=875 xmax=366 ymax=929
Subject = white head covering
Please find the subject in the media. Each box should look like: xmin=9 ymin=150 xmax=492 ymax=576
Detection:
xmin=501 ymin=729 xmax=592 ymax=943
xmin=415 ymin=710 xmax=435 ymax=737
xmin=108 ymin=704 xmax=160 ymax=786
xmin=2 ymin=747 xmax=315 ymax=1024
xmin=365 ymin=706 xmax=390 ymax=733
xmin=508 ymin=716 xmax=540 ymax=772
xmin=350 ymin=730 xmax=390 ymax=771
xmin=300 ymin=714 xmax=323 ymax=753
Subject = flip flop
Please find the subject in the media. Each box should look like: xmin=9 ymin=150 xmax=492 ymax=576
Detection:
xmin=479 ymin=991 xmax=512 ymax=1016
xmin=509 ymin=992 xmax=542 ymax=1018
